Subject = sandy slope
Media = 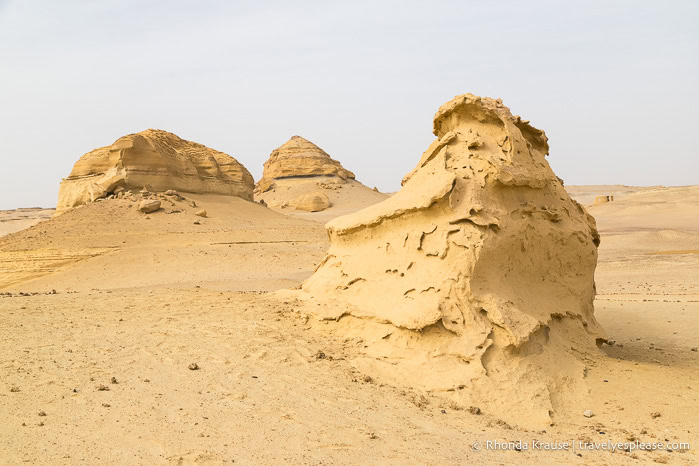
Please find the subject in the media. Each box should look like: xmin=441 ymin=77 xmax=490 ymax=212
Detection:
xmin=0 ymin=186 xmax=697 ymax=464
xmin=255 ymin=177 xmax=388 ymax=223
xmin=0 ymin=194 xmax=327 ymax=293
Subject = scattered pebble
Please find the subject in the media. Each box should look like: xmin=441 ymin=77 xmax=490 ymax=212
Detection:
xmin=469 ymin=406 xmax=482 ymax=415
xmin=38 ymin=411 xmax=46 ymax=417
xmin=651 ymin=412 xmax=661 ymax=419
xmin=10 ymin=386 xmax=19 ymax=393
xmin=110 ymin=377 xmax=118 ymax=384
xmin=188 ymin=363 xmax=200 ymax=371
xmin=97 ymin=384 xmax=110 ymax=391
xmin=583 ymin=410 xmax=594 ymax=418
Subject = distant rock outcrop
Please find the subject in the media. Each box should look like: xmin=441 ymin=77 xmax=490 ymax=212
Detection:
xmin=593 ymin=195 xmax=614 ymax=205
xmin=255 ymin=136 xmax=354 ymax=193
xmin=289 ymin=93 xmax=602 ymax=428
xmin=57 ymin=129 xmax=254 ymax=213
xmin=292 ymin=192 xmax=330 ymax=212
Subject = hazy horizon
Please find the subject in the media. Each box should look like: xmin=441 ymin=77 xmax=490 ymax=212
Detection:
xmin=1 ymin=0 xmax=697 ymax=210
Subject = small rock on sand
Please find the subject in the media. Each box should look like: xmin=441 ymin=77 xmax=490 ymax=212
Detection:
xmin=583 ymin=410 xmax=594 ymax=418
xmin=194 ymin=210 xmax=207 ymax=218
xmin=188 ymin=363 xmax=200 ymax=371
xmin=139 ymin=200 xmax=161 ymax=213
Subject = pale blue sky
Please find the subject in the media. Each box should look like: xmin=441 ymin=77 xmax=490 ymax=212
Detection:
xmin=1 ymin=0 xmax=697 ymax=209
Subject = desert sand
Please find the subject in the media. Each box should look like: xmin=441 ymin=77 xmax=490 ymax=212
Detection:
xmin=0 ymin=208 xmax=54 ymax=238
xmin=1 ymin=97 xmax=697 ymax=465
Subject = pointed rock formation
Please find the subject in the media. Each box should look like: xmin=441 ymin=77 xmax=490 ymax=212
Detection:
xmin=57 ymin=129 xmax=254 ymax=213
xmin=288 ymin=94 xmax=602 ymax=428
xmin=255 ymin=136 xmax=354 ymax=194
xmin=254 ymin=136 xmax=387 ymax=219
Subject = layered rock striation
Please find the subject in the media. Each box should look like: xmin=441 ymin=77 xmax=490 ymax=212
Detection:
xmin=255 ymin=136 xmax=354 ymax=193
xmin=57 ymin=129 xmax=254 ymax=213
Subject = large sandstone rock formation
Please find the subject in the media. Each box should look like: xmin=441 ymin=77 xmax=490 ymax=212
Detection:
xmin=255 ymin=136 xmax=354 ymax=193
xmin=57 ymin=129 xmax=254 ymax=213
xmin=290 ymin=94 xmax=603 ymax=428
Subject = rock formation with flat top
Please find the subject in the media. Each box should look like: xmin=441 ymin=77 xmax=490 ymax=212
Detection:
xmin=57 ymin=129 xmax=254 ymax=213
xmin=289 ymin=93 xmax=602 ymax=428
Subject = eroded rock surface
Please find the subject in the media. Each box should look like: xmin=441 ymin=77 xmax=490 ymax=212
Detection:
xmin=287 ymin=94 xmax=602 ymax=428
xmin=57 ymin=129 xmax=254 ymax=213
xmin=138 ymin=200 xmax=161 ymax=213
xmin=293 ymin=192 xmax=331 ymax=212
xmin=255 ymin=136 xmax=354 ymax=194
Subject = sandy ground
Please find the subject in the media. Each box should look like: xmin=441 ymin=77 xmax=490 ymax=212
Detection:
xmin=1 ymin=185 xmax=697 ymax=464
xmin=566 ymin=185 xmax=664 ymax=206
xmin=0 ymin=208 xmax=55 ymax=238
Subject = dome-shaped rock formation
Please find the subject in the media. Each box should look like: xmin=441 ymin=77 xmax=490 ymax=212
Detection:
xmin=255 ymin=136 xmax=354 ymax=194
xmin=288 ymin=94 xmax=602 ymax=428
xmin=57 ymin=129 xmax=254 ymax=213
xmin=292 ymin=192 xmax=331 ymax=212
